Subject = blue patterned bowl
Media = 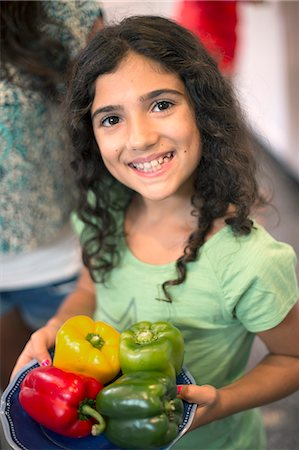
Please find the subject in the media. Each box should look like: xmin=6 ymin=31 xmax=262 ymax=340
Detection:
xmin=1 ymin=360 xmax=196 ymax=450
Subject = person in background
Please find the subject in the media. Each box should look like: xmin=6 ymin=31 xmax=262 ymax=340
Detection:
xmin=12 ymin=16 xmax=299 ymax=450
xmin=0 ymin=0 xmax=103 ymax=391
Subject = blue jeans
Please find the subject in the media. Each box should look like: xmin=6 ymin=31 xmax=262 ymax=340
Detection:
xmin=0 ymin=275 xmax=78 ymax=330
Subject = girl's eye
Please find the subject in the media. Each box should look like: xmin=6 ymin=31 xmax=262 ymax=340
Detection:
xmin=101 ymin=116 xmax=120 ymax=127
xmin=153 ymin=100 xmax=173 ymax=112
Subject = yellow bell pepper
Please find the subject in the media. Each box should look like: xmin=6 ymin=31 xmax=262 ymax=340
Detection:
xmin=53 ymin=315 xmax=120 ymax=384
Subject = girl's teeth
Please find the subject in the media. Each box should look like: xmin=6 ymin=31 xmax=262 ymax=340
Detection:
xmin=131 ymin=152 xmax=173 ymax=172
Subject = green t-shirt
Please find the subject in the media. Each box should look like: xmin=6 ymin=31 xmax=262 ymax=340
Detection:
xmin=74 ymin=213 xmax=298 ymax=450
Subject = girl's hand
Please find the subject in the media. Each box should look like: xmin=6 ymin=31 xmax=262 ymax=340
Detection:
xmin=178 ymin=384 xmax=220 ymax=430
xmin=10 ymin=269 xmax=96 ymax=384
xmin=10 ymin=321 xmax=59 ymax=382
xmin=10 ymin=269 xmax=97 ymax=383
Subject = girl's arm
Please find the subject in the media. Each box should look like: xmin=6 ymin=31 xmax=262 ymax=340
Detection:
xmin=10 ymin=267 xmax=96 ymax=380
xmin=179 ymin=300 xmax=299 ymax=430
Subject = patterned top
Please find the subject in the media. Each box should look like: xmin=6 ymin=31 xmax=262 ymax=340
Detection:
xmin=0 ymin=1 xmax=102 ymax=253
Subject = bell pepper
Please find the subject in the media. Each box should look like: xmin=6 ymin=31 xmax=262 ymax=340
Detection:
xmin=96 ymin=371 xmax=184 ymax=449
xmin=19 ymin=366 xmax=105 ymax=438
xmin=53 ymin=315 xmax=120 ymax=384
xmin=119 ymin=321 xmax=184 ymax=380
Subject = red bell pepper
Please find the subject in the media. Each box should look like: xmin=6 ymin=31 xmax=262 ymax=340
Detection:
xmin=19 ymin=366 xmax=105 ymax=438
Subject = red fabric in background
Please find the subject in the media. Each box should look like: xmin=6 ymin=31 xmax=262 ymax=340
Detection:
xmin=176 ymin=1 xmax=238 ymax=74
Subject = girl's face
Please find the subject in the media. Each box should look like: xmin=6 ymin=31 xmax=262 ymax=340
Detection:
xmin=91 ymin=52 xmax=201 ymax=202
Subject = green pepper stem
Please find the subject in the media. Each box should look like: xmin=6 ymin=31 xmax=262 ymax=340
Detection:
xmin=135 ymin=329 xmax=156 ymax=344
xmin=85 ymin=333 xmax=105 ymax=350
xmin=81 ymin=404 xmax=106 ymax=436
xmin=164 ymin=400 xmax=176 ymax=421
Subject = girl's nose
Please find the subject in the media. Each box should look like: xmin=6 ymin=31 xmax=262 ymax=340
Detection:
xmin=126 ymin=117 xmax=159 ymax=152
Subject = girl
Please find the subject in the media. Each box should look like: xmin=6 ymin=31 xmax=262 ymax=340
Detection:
xmin=12 ymin=16 xmax=299 ymax=450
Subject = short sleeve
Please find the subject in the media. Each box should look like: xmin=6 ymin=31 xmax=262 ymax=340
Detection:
xmin=234 ymin=244 xmax=298 ymax=332
xmin=207 ymin=225 xmax=299 ymax=332
xmin=71 ymin=212 xmax=84 ymax=238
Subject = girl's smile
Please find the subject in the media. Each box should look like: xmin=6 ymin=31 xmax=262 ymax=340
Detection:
xmin=91 ymin=52 xmax=202 ymax=201
xmin=128 ymin=150 xmax=175 ymax=175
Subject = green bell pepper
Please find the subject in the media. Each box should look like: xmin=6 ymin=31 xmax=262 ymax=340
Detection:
xmin=96 ymin=371 xmax=184 ymax=449
xmin=120 ymin=321 xmax=184 ymax=380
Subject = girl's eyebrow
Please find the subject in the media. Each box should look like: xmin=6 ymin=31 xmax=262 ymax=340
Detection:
xmin=91 ymin=89 xmax=183 ymax=122
xmin=91 ymin=104 xmax=121 ymax=121
xmin=139 ymin=88 xmax=184 ymax=102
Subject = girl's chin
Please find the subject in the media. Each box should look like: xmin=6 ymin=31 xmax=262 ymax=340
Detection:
xmin=134 ymin=188 xmax=177 ymax=202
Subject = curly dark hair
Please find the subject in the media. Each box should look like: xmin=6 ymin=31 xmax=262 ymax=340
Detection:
xmin=0 ymin=1 xmax=70 ymax=97
xmin=68 ymin=15 xmax=265 ymax=302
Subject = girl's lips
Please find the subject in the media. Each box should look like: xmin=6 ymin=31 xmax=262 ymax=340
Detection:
xmin=128 ymin=151 xmax=175 ymax=174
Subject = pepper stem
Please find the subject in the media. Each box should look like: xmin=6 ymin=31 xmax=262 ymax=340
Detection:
xmin=85 ymin=333 xmax=105 ymax=350
xmin=164 ymin=399 xmax=177 ymax=422
xmin=80 ymin=404 xmax=106 ymax=436
xmin=135 ymin=329 xmax=156 ymax=344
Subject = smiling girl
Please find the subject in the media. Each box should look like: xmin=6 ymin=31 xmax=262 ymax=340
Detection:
xmin=12 ymin=16 xmax=299 ymax=450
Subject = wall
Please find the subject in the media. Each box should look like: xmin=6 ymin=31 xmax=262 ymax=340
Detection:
xmin=102 ymin=0 xmax=174 ymax=20
xmin=235 ymin=1 xmax=299 ymax=180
